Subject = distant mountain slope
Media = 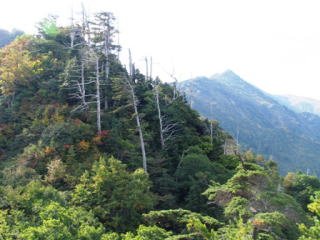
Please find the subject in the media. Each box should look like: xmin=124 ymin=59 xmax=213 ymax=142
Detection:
xmin=0 ymin=28 xmax=24 ymax=48
xmin=178 ymin=70 xmax=320 ymax=175
xmin=272 ymin=94 xmax=320 ymax=116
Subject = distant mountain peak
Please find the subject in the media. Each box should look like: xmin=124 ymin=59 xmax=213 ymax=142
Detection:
xmin=178 ymin=72 xmax=320 ymax=175
xmin=213 ymin=69 xmax=242 ymax=80
xmin=221 ymin=69 xmax=239 ymax=77
xmin=211 ymin=70 xmax=251 ymax=89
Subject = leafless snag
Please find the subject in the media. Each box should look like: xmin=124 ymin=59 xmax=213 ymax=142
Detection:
xmin=154 ymin=85 xmax=179 ymax=149
xmin=126 ymin=49 xmax=147 ymax=173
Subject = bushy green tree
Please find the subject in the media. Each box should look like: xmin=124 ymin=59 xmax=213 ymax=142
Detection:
xmin=188 ymin=217 xmax=254 ymax=240
xmin=72 ymin=157 xmax=154 ymax=232
xmin=283 ymin=172 xmax=320 ymax=210
xmin=143 ymin=209 xmax=220 ymax=234
xmin=20 ymin=202 xmax=104 ymax=240
xmin=298 ymin=192 xmax=320 ymax=240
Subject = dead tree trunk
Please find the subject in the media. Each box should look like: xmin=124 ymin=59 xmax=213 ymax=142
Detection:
xmin=210 ymin=120 xmax=213 ymax=145
xmin=95 ymin=56 xmax=101 ymax=133
xmin=128 ymin=50 xmax=147 ymax=173
xmin=103 ymin=16 xmax=111 ymax=110
xmin=154 ymin=86 xmax=179 ymax=149
xmin=81 ymin=3 xmax=91 ymax=44
xmin=209 ymin=105 xmax=214 ymax=144
xmin=67 ymin=57 xmax=92 ymax=112
xmin=223 ymin=138 xmax=227 ymax=155
xmin=155 ymin=85 xmax=165 ymax=149
xmin=80 ymin=61 xmax=88 ymax=109
xmin=150 ymin=57 xmax=153 ymax=81
xmin=145 ymin=57 xmax=149 ymax=82
xmin=70 ymin=8 xmax=75 ymax=49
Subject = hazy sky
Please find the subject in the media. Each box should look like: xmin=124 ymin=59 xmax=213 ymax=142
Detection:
xmin=1 ymin=0 xmax=320 ymax=99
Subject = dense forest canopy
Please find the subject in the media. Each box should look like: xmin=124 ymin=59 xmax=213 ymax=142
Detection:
xmin=0 ymin=10 xmax=320 ymax=240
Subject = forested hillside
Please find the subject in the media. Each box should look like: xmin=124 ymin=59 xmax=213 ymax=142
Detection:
xmin=0 ymin=12 xmax=320 ymax=240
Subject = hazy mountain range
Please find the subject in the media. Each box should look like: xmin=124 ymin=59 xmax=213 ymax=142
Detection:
xmin=178 ymin=70 xmax=320 ymax=175
xmin=272 ymin=94 xmax=320 ymax=116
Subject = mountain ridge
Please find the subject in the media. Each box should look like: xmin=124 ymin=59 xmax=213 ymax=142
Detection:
xmin=178 ymin=70 xmax=320 ymax=175
xmin=272 ymin=94 xmax=320 ymax=116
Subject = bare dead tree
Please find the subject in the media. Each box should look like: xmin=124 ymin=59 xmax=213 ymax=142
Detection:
xmin=117 ymin=19 xmax=120 ymax=60
xmin=103 ymin=15 xmax=111 ymax=111
xmin=127 ymin=49 xmax=147 ymax=173
xmin=169 ymin=70 xmax=179 ymax=100
xmin=63 ymin=11 xmax=94 ymax=112
xmin=150 ymin=57 xmax=153 ymax=81
xmin=162 ymin=117 xmax=179 ymax=147
xmin=79 ymin=52 xmax=103 ymax=133
xmin=81 ymin=3 xmax=92 ymax=44
xmin=67 ymin=46 xmax=102 ymax=133
xmin=209 ymin=104 xmax=214 ymax=144
xmin=147 ymin=59 xmax=179 ymax=148
xmin=69 ymin=8 xmax=76 ymax=48
xmin=154 ymin=85 xmax=165 ymax=148
xmin=145 ymin=57 xmax=149 ymax=82
xmin=67 ymin=59 xmax=90 ymax=112
xmin=160 ymin=66 xmax=180 ymax=101
xmin=154 ymin=85 xmax=179 ymax=149
xmin=223 ymin=137 xmax=227 ymax=155
xmin=64 ymin=8 xmax=120 ymax=133
xmin=95 ymin=56 xmax=102 ymax=133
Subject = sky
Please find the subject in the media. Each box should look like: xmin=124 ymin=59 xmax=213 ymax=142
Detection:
xmin=1 ymin=0 xmax=320 ymax=100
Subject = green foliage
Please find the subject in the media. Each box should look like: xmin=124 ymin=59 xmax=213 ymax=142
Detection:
xmin=20 ymin=202 xmax=104 ymax=240
xmin=204 ymin=162 xmax=268 ymax=202
xmin=102 ymin=225 xmax=173 ymax=240
xmin=0 ymin=35 xmax=45 ymax=96
xmin=4 ymin=180 xmax=66 ymax=214
xmin=258 ymin=191 xmax=304 ymax=211
xmin=72 ymin=157 xmax=154 ymax=232
xmin=0 ymin=165 xmax=40 ymax=188
xmin=37 ymin=16 xmax=60 ymax=38
xmin=143 ymin=209 xmax=220 ymax=234
xmin=188 ymin=217 xmax=254 ymax=240
xmin=0 ymin=210 xmax=14 ymax=240
xmin=298 ymin=192 xmax=320 ymax=240
xmin=187 ymin=218 xmax=219 ymax=239
xmin=123 ymin=225 xmax=172 ymax=240
xmin=253 ymin=212 xmax=299 ymax=240
xmin=224 ymin=197 xmax=252 ymax=219
xmin=283 ymin=172 xmax=320 ymax=210
xmin=174 ymin=145 xmax=232 ymax=213
xmin=0 ymin=11 xmax=313 ymax=240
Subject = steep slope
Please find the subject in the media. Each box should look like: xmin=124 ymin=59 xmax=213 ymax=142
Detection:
xmin=272 ymin=94 xmax=320 ymax=116
xmin=178 ymin=70 xmax=320 ymax=175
